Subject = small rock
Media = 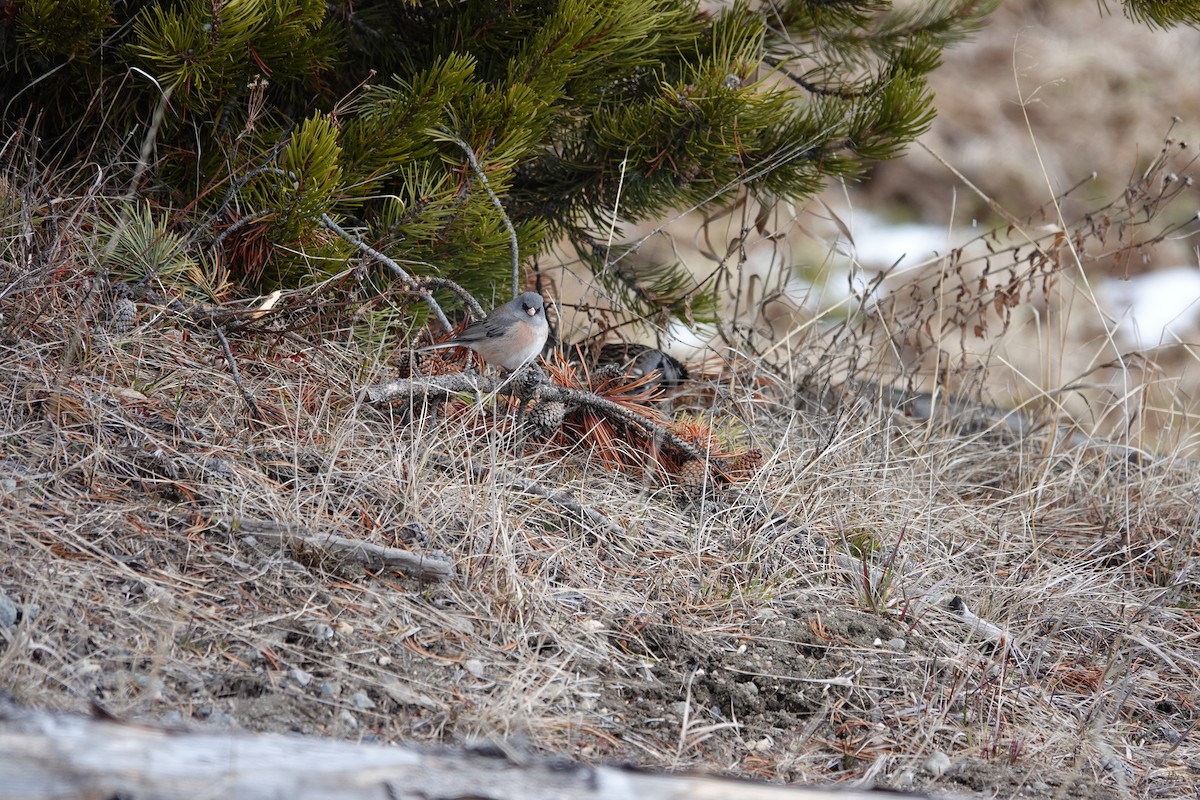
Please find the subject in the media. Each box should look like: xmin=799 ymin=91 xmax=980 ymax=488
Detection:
xmin=923 ymin=751 xmax=952 ymax=778
xmin=135 ymin=676 xmax=165 ymax=700
xmin=885 ymin=637 xmax=907 ymax=651
xmin=289 ymin=668 xmax=313 ymax=687
xmin=69 ymin=660 xmax=101 ymax=679
xmin=464 ymin=659 xmax=487 ymax=679
xmin=306 ymin=623 xmax=334 ymax=642
xmin=0 ymin=594 xmax=18 ymax=628
xmin=349 ymin=691 xmax=375 ymax=710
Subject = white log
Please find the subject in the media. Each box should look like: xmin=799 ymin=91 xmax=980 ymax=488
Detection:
xmin=0 ymin=701 xmax=948 ymax=800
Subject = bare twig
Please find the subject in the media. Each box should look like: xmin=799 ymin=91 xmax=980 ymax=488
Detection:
xmin=435 ymin=129 xmax=521 ymax=300
xmin=211 ymin=323 xmax=263 ymax=421
xmin=235 ymin=519 xmax=456 ymax=582
xmin=318 ymin=214 xmax=454 ymax=332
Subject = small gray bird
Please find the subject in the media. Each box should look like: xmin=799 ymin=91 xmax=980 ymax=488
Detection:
xmin=418 ymin=291 xmax=549 ymax=370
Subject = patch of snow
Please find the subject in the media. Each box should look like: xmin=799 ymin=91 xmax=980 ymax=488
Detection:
xmin=1096 ymin=266 xmax=1200 ymax=349
xmin=843 ymin=215 xmax=961 ymax=270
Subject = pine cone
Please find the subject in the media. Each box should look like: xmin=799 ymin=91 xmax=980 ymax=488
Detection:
xmin=108 ymin=297 xmax=137 ymax=334
xmin=511 ymin=363 xmax=546 ymax=400
xmin=526 ymin=400 xmax=566 ymax=438
xmin=724 ymin=449 xmax=763 ymax=480
xmin=393 ymin=350 xmax=416 ymax=378
xmin=591 ymin=363 xmax=626 ymax=386
xmin=675 ymin=458 xmax=711 ymax=491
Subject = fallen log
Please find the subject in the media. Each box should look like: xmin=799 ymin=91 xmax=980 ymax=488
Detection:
xmin=0 ymin=699 xmax=952 ymax=800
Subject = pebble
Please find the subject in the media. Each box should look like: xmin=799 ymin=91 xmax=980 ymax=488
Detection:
xmin=0 ymin=594 xmax=17 ymax=628
xmin=923 ymin=751 xmax=952 ymax=778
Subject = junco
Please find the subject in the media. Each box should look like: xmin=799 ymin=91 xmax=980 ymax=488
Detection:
xmin=418 ymin=291 xmax=549 ymax=370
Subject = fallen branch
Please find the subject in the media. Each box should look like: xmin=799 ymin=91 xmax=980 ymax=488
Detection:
xmin=0 ymin=699 xmax=956 ymax=800
xmin=234 ymin=519 xmax=455 ymax=582
xmin=363 ymin=373 xmax=708 ymax=463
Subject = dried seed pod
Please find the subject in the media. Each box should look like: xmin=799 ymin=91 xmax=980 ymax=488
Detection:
xmin=591 ymin=363 xmax=626 ymax=386
xmin=511 ymin=363 xmax=546 ymax=400
xmin=725 ymin=449 xmax=763 ymax=480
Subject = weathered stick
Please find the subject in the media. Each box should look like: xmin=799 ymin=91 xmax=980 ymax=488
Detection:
xmin=236 ymin=519 xmax=455 ymax=582
xmin=0 ymin=700 xmax=951 ymax=800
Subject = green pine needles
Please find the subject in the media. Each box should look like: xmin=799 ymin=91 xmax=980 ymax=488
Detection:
xmin=7 ymin=0 xmax=1178 ymax=326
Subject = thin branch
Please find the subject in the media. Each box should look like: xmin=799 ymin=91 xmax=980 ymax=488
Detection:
xmin=363 ymin=373 xmax=708 ymax=463
xmin=236 ymin=519 xmax=456 ymax=582
xmin=319 ymin=214 xmax=454 ymax=332
xmin=212 ymin=322 xmax=263 ymax=421
xmin=436 ymin=129 xmax=521 ymax=300
xmin=417 ymin=276 xmax=487 ymax=320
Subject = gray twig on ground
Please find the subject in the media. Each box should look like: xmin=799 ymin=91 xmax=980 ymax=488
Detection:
xmin=234 ymin=518 xmax=456 ymax=582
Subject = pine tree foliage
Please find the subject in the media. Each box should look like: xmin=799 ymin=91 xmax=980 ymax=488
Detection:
xmin=3 ymin=0 xmax=1194 ymax=324
xmin=1115 ymin=0 xmax=1200 ymax=28
xmin=14 ymin=0 xmax=113 ymax=59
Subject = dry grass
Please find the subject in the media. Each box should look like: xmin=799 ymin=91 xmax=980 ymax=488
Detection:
xmin=3 ymin=4 xmax=1200 ymax=796
xmin=2 ymin=180 xmax=1198 ymax=800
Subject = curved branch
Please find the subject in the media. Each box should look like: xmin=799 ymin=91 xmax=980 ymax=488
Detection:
xmin=362 ymin=373 xmax=708 ymax=463
xmin=435 ymin=129 xmax=522 ymax=300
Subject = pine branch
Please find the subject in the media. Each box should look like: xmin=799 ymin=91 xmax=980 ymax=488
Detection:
xmin=362 ymin=373 xmax=709 ymax=464
xmin=435 ymin=129 xmax=523 ymax=301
